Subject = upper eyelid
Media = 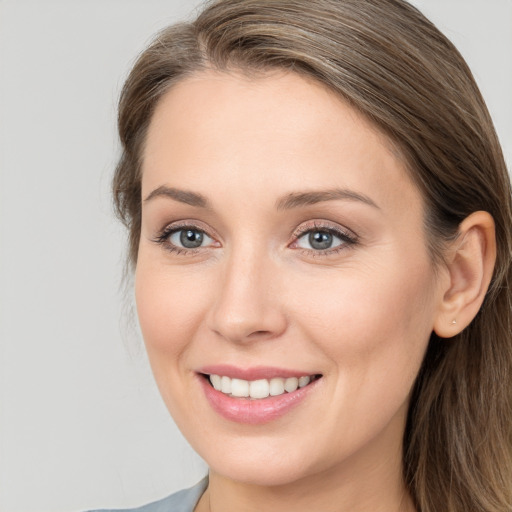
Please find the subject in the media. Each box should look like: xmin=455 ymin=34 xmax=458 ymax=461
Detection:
xmin=292 ymin=220 xmax=357 ymax=239
xmin=157 ymin=220 xmax=216 ymax=238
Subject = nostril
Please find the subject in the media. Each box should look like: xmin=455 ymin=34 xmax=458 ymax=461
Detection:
xmin=244 ymin=330 xmax=278 ymax=341
xmin=249 ymin=330 xmax=271 ymax=337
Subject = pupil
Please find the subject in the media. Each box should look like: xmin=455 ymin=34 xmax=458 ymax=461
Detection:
xmin=309 ymin=231 xmax=332 ymax=250
xmin=180 ymin=229 xmax=203 ymax=248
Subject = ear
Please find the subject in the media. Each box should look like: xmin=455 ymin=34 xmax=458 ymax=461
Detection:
xmin=433 ymin=211 xmax=496 ymax=338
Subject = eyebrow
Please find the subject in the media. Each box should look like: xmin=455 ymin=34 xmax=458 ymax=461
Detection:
xmin=143 ymin=185 xmax=379 ymax=211
xmin=275 ymin=188 xmax=380 ymax=210
xmin=144 ymin=186 xmax=210 ymax=208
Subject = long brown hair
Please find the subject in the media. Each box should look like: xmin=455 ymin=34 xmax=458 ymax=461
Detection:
xmin=113 ymin=1 xmax=512 ymax=510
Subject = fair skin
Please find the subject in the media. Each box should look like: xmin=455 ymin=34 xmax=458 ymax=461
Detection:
xmin=135 ymin=70 xmax=495 ymax=512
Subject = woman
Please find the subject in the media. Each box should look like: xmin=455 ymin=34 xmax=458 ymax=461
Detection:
xmin=102 ymin=0 xmax=512 ymax=510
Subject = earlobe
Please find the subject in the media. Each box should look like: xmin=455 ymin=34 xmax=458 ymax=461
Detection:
xmin=433 ymin=211 xmax=496 ymax=338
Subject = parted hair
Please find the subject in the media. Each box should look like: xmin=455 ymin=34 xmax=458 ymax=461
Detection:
xmin=113 ymin=1 xmax=512 ymax=510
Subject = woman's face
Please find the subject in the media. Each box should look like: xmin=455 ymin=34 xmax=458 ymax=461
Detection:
xmin=136 ymin=71 xmax=446 ymax=486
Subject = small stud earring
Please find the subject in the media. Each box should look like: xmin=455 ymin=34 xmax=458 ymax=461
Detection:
xmin=451 ymin=319 xmax=457 ymax=325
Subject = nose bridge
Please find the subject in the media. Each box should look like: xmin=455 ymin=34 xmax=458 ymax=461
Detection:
xmin=208 ymin=239 xmax=286 ymax=343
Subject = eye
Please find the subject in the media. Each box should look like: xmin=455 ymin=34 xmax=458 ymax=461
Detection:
xmin=168 ymin=228 xmax=213 ymax=249
xmin=292 ymin=222 xmax=358 ymax=254
xmin=296 ymin=230 xmax=344 ymax=250
xmin=153 ymin=224 xmax=217 ymax=254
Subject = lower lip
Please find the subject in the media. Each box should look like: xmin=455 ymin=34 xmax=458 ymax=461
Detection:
xmin=198 ymin=375 xmax=320 ymax=425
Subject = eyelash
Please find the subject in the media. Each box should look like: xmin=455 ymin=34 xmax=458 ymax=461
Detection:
xmin=152 ymin=221 xmax=358 ymax=256
xmin=291 ymin=221 xmax=359 ymax=256
xmin=152 ymin=222 xmax=214 ymax=255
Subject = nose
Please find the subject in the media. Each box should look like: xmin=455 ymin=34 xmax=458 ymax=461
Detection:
xmin=206 ymin=247 xmax=288 ymax=344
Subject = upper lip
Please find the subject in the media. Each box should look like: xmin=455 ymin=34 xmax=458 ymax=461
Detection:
xmin=197 ymin=364 xmax=321 ymax=381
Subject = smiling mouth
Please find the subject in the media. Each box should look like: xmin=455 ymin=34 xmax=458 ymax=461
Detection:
xmin=203 ymin=374 xmax=322 ymax=400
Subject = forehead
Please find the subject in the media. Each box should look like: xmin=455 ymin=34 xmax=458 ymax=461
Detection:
xmin=141 ymin=69 xmax=421 ymax=215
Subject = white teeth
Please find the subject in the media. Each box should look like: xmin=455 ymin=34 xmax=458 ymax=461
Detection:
xmin=249 ymin=379 xmax=270 ymax=399
xmin=284 ymin=377 xmax=299 ymax=393
xmin=269 ymin=378 xmax=285 ymax=396
xmin=231 ymin=378 xmax=249 ymax=397
xmin=221 ymin=376 xmax=232 ymax=394
xmin=298 ymin=376 xmax=311 ymax=388
xmin=210 ymin=374 xmax=222 ymax=391
xmin=209 ymin=374 xmax=316 ymax=399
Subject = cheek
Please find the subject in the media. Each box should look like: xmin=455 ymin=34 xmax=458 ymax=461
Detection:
xmin=292 ymin=256 xmax=436 ymax=407
xmin=134 ymin=261 xmax=210 ymax=362
xmin=134 ymin=260 xmax=218 ymax=426
xmin=297 ymin=256 xmax=434 ymax=340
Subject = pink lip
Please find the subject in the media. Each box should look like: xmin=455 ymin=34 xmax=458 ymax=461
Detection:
xmin=198 ymin=364 xmax=317 ymax=380
xmin=197 ymin=366 xmax=321 ymax=425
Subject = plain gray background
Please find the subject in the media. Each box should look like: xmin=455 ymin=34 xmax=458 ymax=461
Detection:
xmin=0 ymin=1 xmax=510 ymax=511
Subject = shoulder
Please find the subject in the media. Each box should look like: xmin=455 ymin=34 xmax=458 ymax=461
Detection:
xmin=88 ymin=477 xmax=208 ymax=512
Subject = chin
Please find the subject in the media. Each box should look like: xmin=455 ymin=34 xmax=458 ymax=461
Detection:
xmin=209 ymin=457 xmax=316 ymax=487
xmin=190 ymin=434 xmax=326 ymax=487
